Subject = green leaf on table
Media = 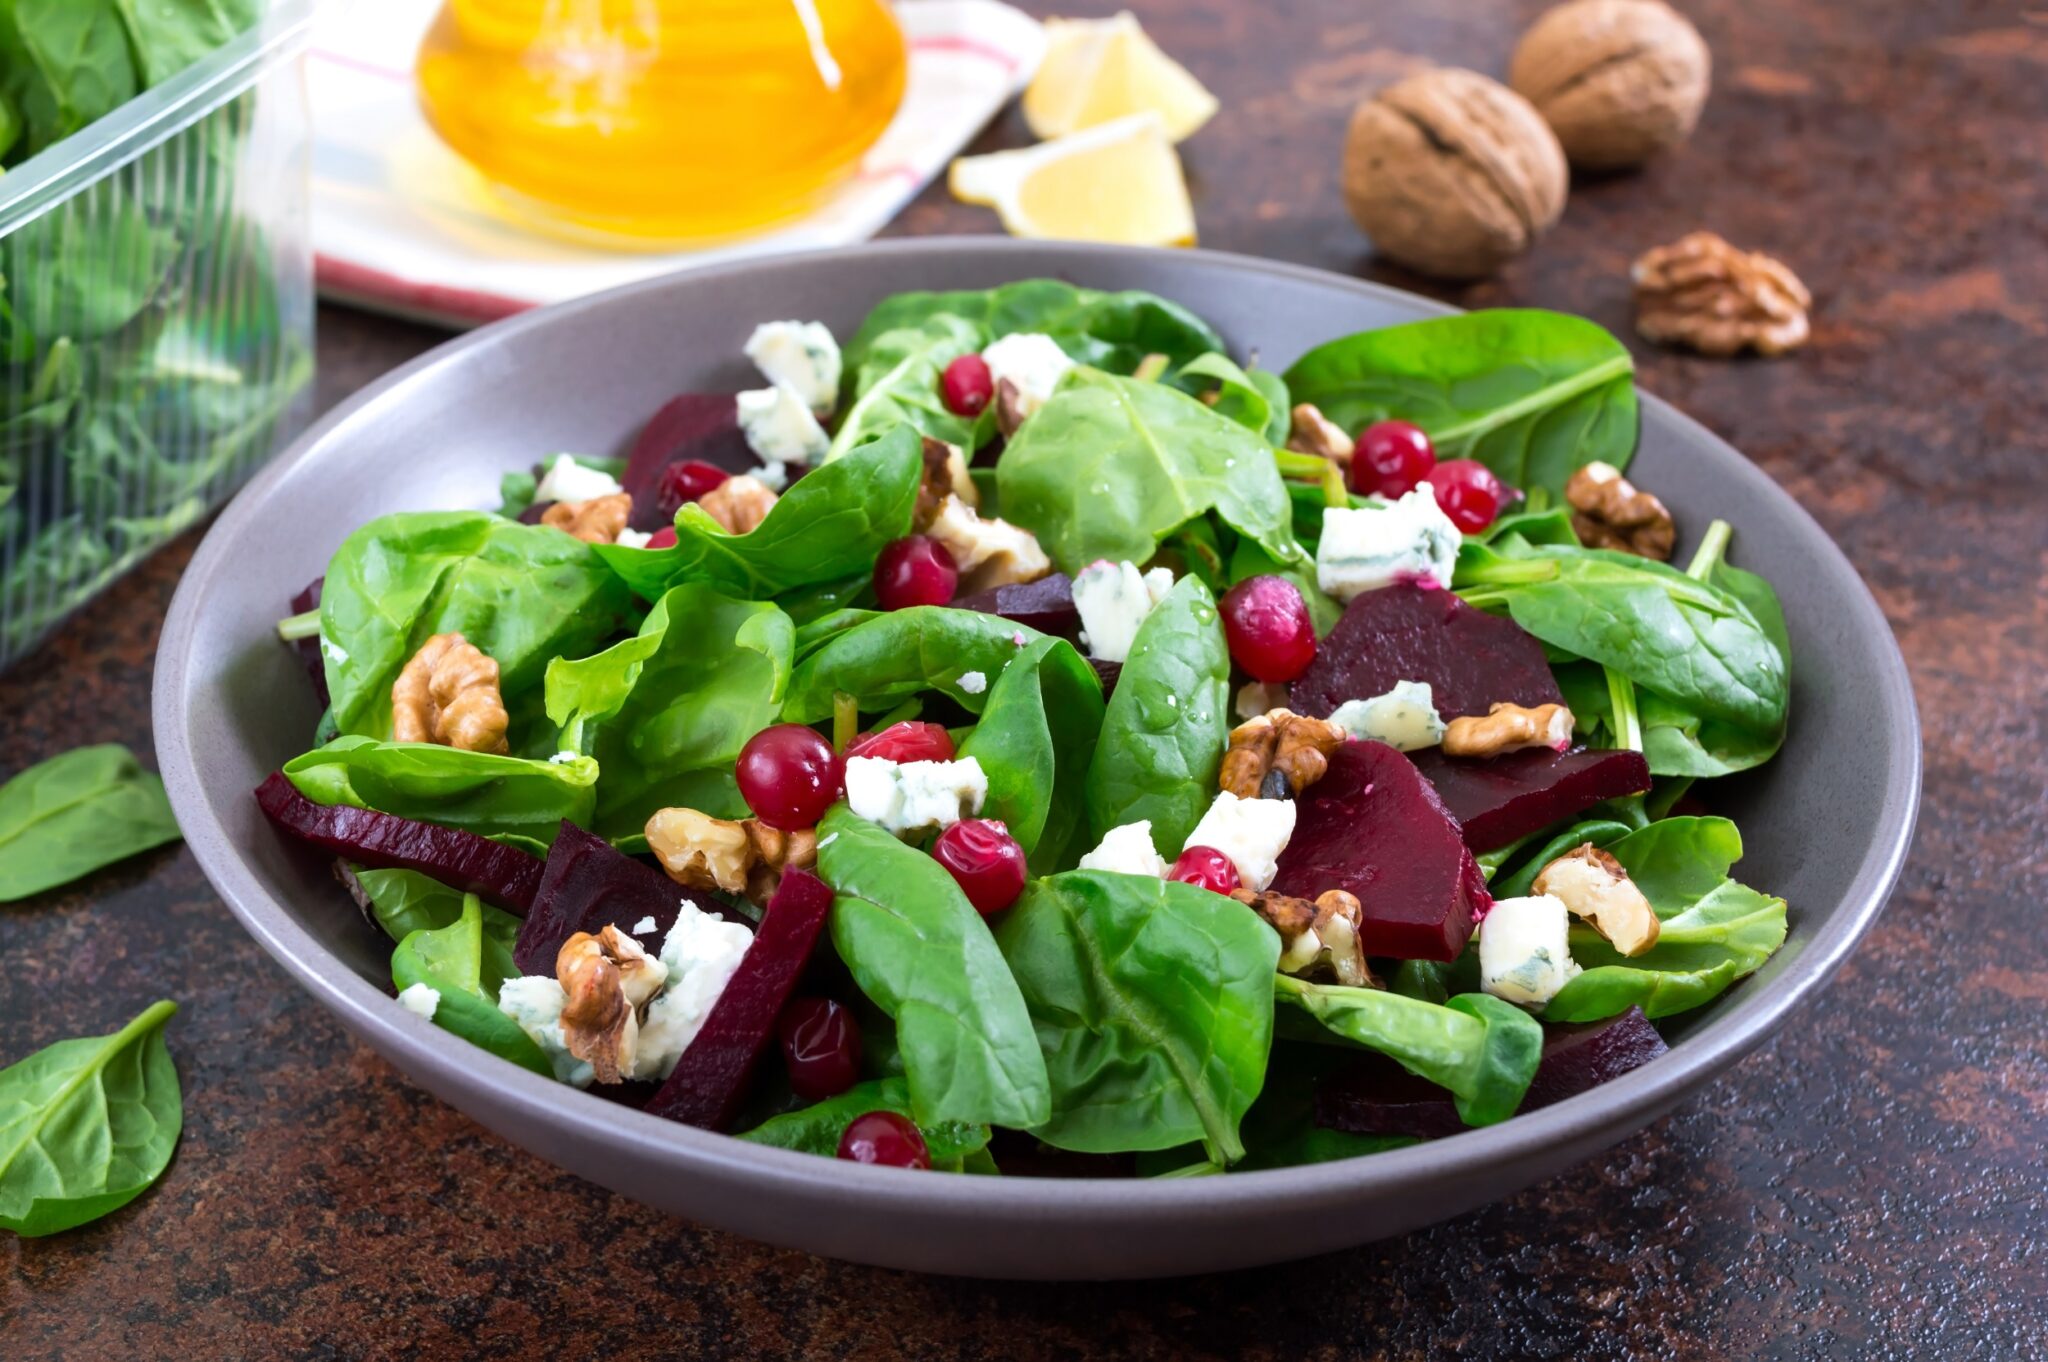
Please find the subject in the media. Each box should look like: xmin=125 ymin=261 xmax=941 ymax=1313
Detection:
xmin=781 ymin=606 xmax=1048 ymax=723
xmin=283 ymin=736 xmax=596 ymax=848
xmin=391 ymin=894 xmax=552 ymax=1075
xmin=0 ymin=745 xmax=181 ymax=902
xmin=737 ymin=1077 xmax=993 ymax=1171
xmin=0 ymin=999 xmax=181 ymax=1237
xmin=955 ymin=636 xmax=1105 ymax=873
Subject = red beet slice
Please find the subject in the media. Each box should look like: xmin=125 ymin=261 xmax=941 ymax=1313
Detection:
xmin=512 ymin=821 xmax=739 ymax=974
xmin=1271 ymin=741 xmax=1490 ymax=961
xmin=286 ymin=579 xmax=329 ymax=708
xmin=1409 ymin=746 xmax=1652 ymax=854
xmin=646 ymin=867 xmax=835 ymax=1130
xmin=1289 ymin=582 xmax=1562 ymax=721
xmin=255 ymin=773 xmax=542 ymax=912
xmin=621 ymin=394 xmax=751 ymax=530
xmin=1521 ymin=1006 xmax=1668 ymax=1111
xmin=953 ymin=571 xmax=1080 ymax=640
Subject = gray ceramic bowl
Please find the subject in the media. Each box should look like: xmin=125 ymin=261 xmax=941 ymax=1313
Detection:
xmin=154 ymin=240 xmax=1919 ymax=1279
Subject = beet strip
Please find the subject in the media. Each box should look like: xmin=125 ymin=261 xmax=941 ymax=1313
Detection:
xmin=512 ymin=821 xmax=736 ymax=974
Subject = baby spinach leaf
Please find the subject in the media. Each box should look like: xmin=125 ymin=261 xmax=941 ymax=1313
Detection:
xmin=546 ymin=583 xmax=793 ymax=836
xmin=955 ymin=636 xmax=1105 ymax=873
xmin=1274 ymin=978 xmax=1543 ymax=1127
xmin=110 ymin=0 xmax=260 ymax=86
xmin=283 ymin=736 xmax=597 ymax=848
xmin=0 ymin=0 xmax=141 ymax=159
xmin=827 ymin=315 xmax=986 ymax=459
xmin=319 ymin=511 xmax=638 ymax=740
xmin=998 ymin=871 xmax=1277 ymax=1162
xmin=782 ymin=606 xmax=1047 ymax=723
xmin=0 ymin=999 xmax=181 ymax=1237
xmin=816 ymin=806 xmax=1050 ymax=1130
xmin=1083 ymin=576 xmax=1230 ymax=858
xmin=348 ymin=866 xmax=524 ymax=958
xmin=391 ymin=894 xmax=552 ymax=1075
xmin=737 ymin=1076 xmax=992 ymax=1171
xmin=1177 ymin=353 xmax=1289 ymax=444
xmin=1600 ymin=816 xmax=1748 ymax=914
xmin=598 ymin=425 xmax=922 ymax=601
xmin=1487 ymin=816 xmax=1635 ymax=899
xmin=1232 ymin=1045 xmax=1420 ymax=1170
xmin=1283 ymin=310 xmax=1638 ymax=501
xmin=0 ymin=744 xmax=181 ymax=901
xmin=998 ymin=367 xmax=1303 ymax=574
xmin=1547 ymin=881 xmax=1787 ymax=1022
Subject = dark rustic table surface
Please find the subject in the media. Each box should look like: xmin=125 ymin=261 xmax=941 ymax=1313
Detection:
xmin=5 ymin=0 xmax=2046 ymax=1357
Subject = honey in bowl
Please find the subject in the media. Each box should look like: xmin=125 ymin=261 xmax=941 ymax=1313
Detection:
xmin=416 ymin=0 xmax=908 ymax=243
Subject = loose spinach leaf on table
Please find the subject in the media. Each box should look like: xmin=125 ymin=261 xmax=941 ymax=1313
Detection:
xmin=782 ymin=606 xmax=1048 ymax=723
xmin=597 ymin=424 xmax=922 ymax=601
xmin=997 ymin=870 xmax=1278 ymax=1163
xmin=547 ymin=583 xmax=793 ymax=838
xmin=283 ymin=736 xmax=597 ymax=849
xmin=816 ymin=806 xmax=1050 ymax=1130
xmin=319 ymin=511 xmax=637 ymax=740
xmin=737 ymin=1077 xmax=993 ymax=1171
xmin=998 ymin=367 xmax=1303 ymax=574
xmin=0 ymin=999 xmax=181 ymax=1237
xmin=1283 ymin=310 xmax=1638 ymax=503
xmin=955 ymin=636 xmax=1105 ymax=873
xmin=391 ymin=894 xmax=552 ymax=1076
xmin=827 ymin=314 xmax=987 ymax=458
xmin=1082 ymin=575 xmax=1230 ymax=858
xmin=1274 ymin=977 xmax=1543 ymax=1127
xmin=0 ymin=745 xmax=181 ymax=902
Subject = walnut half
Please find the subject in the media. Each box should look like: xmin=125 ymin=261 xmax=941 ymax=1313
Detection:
xmin=1442 ymin=702 xmax=1574 ymax=759
xmin=1632 ymin=231 xmax=1811 ymax=357
xmin=1566 ymin=461 xmax=1675 ymax=560
xmin=698 ymin=474 xmax=779 ymax=535
xmin=542 ymin=492 xmax=632 ymax=544
xmin=1285 ymin=403 xmax=1354 ymax=464
xmin=646 ymin=806 xmax=817 ymax=907
xmin=1531 ymin=843 xmax=1660 ymax=956
xmin=1221 ymin=709 xmax=1347 ymax=800
xmin=1234 ymin=887 xmax=1379 ymax=990
xmin=391 ymin=633 xmax=509 ymax=754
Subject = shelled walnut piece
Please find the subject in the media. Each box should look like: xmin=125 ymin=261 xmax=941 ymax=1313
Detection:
xmin=698 ymin=474 xmax=779 ymax=535
xmin=557 ymin=926 xmax=666 ymax=1085
xmin=391 ymin=632 xmax=509 ymax=754
xmin=645 ymin=806 xmax=817 ymax=907
xmin=1221 ymin=709 xmax=1347 ymax=799
xmin=1442 ymin=702 xmax=1573 ymax=758
xmin=542 ymin=492 xmax=632 ymax=544
xmin=913 ymin=435 xmax=979 ymax=533
xmin=1531 ymin=843 xmax=1660 ymax=955
xmin=1632 ymin=231 xmax=1811 ymax=356
xmin=1565 ymin=460 xmax=1674 ymax=559
xmin=1233 ymin=887 xmax=1379 ymax=989
xmin=1285 ymin=403 xmax=1354 ymax=463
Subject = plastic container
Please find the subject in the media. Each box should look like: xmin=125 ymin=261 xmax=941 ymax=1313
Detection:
xmin=0 ymin=0 xmax=317 ymax=669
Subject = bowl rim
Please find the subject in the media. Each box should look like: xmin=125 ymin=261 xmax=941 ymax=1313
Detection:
xmin=154 ymin=237 xmax=1921 ymax=1222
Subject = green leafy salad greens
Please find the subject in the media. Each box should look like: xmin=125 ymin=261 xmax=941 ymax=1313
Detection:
xmin=272 ymin=280 xmax=1793 ymax=1176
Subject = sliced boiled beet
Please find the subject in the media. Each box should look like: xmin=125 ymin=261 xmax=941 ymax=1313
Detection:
xmin=1410 ymin=746 xmax=1652 ymax=854
xmin=1271 ymin=740 xmax=1490 ymax=961
xmin=255 ymin=773 xmax=542 ymax=912
xmin=953 ymin=572 xmax=1080 ymax=640
xmin=1521 ymin=1006 xmax=1668 ymax=1111
xmin=1290 ymin=582 xmax=1562 ymax=721
xmin=646 ymin=867 xmax=835 ymax=1130
xmin=287 ymin=578 xmax=329 ymax=708
xmin=621 ymin=393 xmax=751 ymax=530
xmin=512 ymin=821 xmax=738 ymax=974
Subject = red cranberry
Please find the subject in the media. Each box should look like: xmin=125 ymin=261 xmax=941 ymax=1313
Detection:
xmin=837 ymin=1110 xmax=930 ymax=1169
xmin=656 ymin=458 xmax=730 ymax=517
xmin=932 ymin=819 xmax=1027 ymax=915
xmin=873 ymin=535 xmax=958 ymax=611
xmin=736 ymin=723 xmax=844 ymax=829
xmin=940 ymin=354 xmax=994 ymax=417
xmin=1169 ymin=845 xmax=1241 ymax=895
xmin=1219 ymin=575 xmax=1317 ymax=683
xmin=1425 ymin=459 xmax=1512 ymax=533
xmin=778 ymin=997 xmax=862 ymax=1101
xmin=846 ymin=721 xmax=956 ymax=764
xmin=1348 ymin=420 xmax=1436 ymax=498
xmin=646 ymin=525 xmax=679 ymax=550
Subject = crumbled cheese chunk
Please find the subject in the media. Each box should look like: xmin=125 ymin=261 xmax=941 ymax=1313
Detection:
xmin=535 ymin=454 xmax=624 ymax=505
xmin=1078 ymin=821 xmax=1170 ymax=877
xmin=744 ymin=320 xmax=841 ymax=418
xmin=1235 ymin=680 xmax=1287 ymax=721
xmin=958 ymin=670 xmax=988 ymax=695
xmin=747 ymin=460 xmax=790 ymax=492
xmin=498 ymin=976 xmax=593 ymax=1087
xmin=320 ymin=638 xmax=350 ymax=667
xmin=1316 ymin=487 xmax=1462 ymax=601
xmin=613 ymin=527 xmax=653 ymax=549
xmin=396 ymin=982 xmax=440 ymax=1021
xmin=1183 ymin=792 xmax=1296 ymax=893
xmin=980 ymin=332 xmax=1075 ymax=419
xmin=636 ymin=902 xmax=754 ymax=1080
xmin=549 ymin=750 xmax=580 ymax=764
xmin=844 ymin=755 xmax=989 ymax=835
xmin=925 ymin=494 xmax=1051 ymax=594
xmin=1328 ymin=680 xmax=1447 ymax=752
xmin=737 ymin=384 xmax=830 ymax=465
xmin=631 ymin=915 xmax=658 ymax=935
xmin=1479 ymin=894 xmax=1582 ymax=1008
xmin=1072 ymin=560 xmax=1175 ymax=663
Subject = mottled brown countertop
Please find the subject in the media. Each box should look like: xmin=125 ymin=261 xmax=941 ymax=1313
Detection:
xmin=4 ymin=0 xmax=2046 ymax=1356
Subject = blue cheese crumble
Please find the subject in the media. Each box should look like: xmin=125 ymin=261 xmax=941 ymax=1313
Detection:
xmin=396 ymin=982 xmax=440 ymax=1021
xmin=535 ymin=454 xmax=624 ymax=505
xmin=1078 ymin=821 xmax=1169 ymax=877
xmin=737 ymin=384 xmax=830 ymax=465
xmin=1479 ymin=894 xmax=1582 ymax=1008
xmin=980 ymin=332 xmax=1075 ymax=420
xmin=1328 ymin=680 xmax=1447 ymax=751
xmin=1073 ymin=559 xmax=1175 ymax=663
xmin=745 ymin=320 xmax=841 ymax=418
xmin=844 ymin=755 xmax=989 ymax=835
xmin=1183 ymin=792 xmax=1296 ymax=892
xmin=1316 ymin=486 xmax=1462 ymax=600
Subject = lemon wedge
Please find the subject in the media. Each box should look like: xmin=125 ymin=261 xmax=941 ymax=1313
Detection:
xmin=949 ymin=113 xmax=1196 ymax=247
xmin=1023 ymin=12 xmax=1219 ymax=144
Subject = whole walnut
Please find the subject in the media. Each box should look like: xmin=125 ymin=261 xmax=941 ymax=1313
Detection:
xmin=1342 ymin=68 xmax=1568 ymax=281
xmin=1509 ymin=0 xmax=1711 ymax=171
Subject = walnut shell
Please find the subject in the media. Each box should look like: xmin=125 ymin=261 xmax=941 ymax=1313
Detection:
xmin=1341 ymin=68 xmax=1568 ymax=281
xmin=1509 ymin=0 xmax=1711 ymax=171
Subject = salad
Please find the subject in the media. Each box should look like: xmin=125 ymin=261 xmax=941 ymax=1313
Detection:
xmin=259 ymin=280 xmax=1790 ymax=1175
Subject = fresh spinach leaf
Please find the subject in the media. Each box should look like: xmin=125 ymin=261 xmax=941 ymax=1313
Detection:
xmin=998 ymin=367 xmax=1303 ymax=574
xmin=0 ymin=999 xmax=181 ymax=1236
xmin=110 ymin=0 xmax=260 ymax=87
xmin=782 ymin=606 xmax=1047 ymax=723
xmin=1178 ymin=353 xmax=1290 ymax=444
xmin=348 ymin=866 xmax=524 ymax=964
xmin=1487 ymin=816 xmax=1636 ymax=899
xmin=0 ymin=0 xmax=140 ymax=158
xmin=737 ymin=1076 xmax=992 ymax=1171
xmin=1233 ymin=1045 xmax=1420 ymax=1170
xmin=1082 ymin=575 xmax=1230 ymax=857
xmin=1283 ymin=310 xmax=1638 ymax=501
xmin=391 ymin=894 xmax=552 ymax=1076
xmin=816 ymin=806 xmax=1050 ymax=1130
xmin=283 ymin=736 xmax=597 ymax=848
xmin=0 ymin=744 xmax=181 ymax=901
xmin=827 ymin=315 xmax=986 ymax=458
xmin=955 ymin=636 xmax=1105 ymax=873
xmin=997 ymin=870 xmax=1278 ymax=1162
